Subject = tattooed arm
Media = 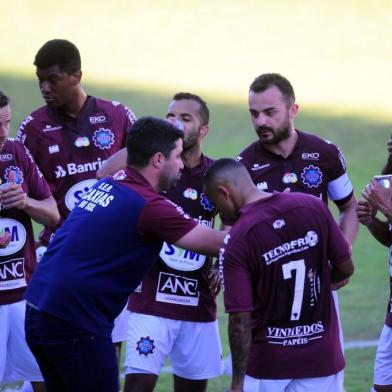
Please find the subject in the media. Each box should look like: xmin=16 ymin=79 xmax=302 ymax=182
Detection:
xmin=228 ymin=311 xmax=253 ymax=392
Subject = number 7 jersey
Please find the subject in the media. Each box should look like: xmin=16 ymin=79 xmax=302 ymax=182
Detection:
xmin=220 ymin=191 xmax=351 ymax=379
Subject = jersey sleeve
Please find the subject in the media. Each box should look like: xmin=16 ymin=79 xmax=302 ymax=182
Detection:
xmin=325 ymin=142 xmax=353 ymax=203
xmin=321 ymin=201 xmax=351 ymax=265
xmin=18 ymin=142 xmax=52 ymax=200
xmin=138 ymin=197 xmax=197 ymax=244
xmin=221 ymin=232 xmax=254 ymax=313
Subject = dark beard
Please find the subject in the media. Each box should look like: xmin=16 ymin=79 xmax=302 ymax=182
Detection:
xmin=257 ymin=121 xmax=291 ymax=145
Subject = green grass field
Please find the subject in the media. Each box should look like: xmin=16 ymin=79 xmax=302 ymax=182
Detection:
xmin=1 ymin=72 xmax=390 ymax=391
xmin=2 ymin=1 xmax=392 ymax=390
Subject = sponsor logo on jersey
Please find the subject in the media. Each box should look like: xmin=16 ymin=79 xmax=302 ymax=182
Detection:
xmin=160 ymin=243 xmax=206 ymax=271
xmin=251 ymin=163 xmax=270 ymax=171
xmin=136 ymin=337 xmax=155 ymax=356
xmin=74 ymin=137 xmax=90 ymax=148
xmin=111 ymin=101 xmax=120 ymax=107
xmin=235 ymin=156 xmax=243 ymax=161
xmin=0 ymin=219 xmax=27 ymax=256
xmin=54 ymin=158 xmax=104 ymax=179
xmin=156 ymin=272 xmax=199 ymax=306
xmin=273 ymin=219 xmax=285 ymax=229
xmin=302 ymin=152 xmax=320 ymax=160
xmin=301 ymin=165 xmax=322 ymax=188
xmin=0 ymin=257 xmax=26 ymax=291
xmin=262 ymin=231 xmax=318 ymax=265
xmin=200 ymin=193 xmax=215 ymax=212
xmin=0 ymin=154 xmax=12 ymax=162
xmin=65 ymin=179 xmax=97 ymax=211
xmin=134 ymin=282 xmax=142 ymax=293
xmin=282 ymin=172 xmax=298 ymax=184
xmin=183 ymin=188 xmax=198 ymax=200
xmin=43 ymin=124 xmax=62 ymax=132
xmin=48 ymin=145 xmax=60 ymax=154
xmin=256 ymin=181 xmax=268 ymax=190
xmin=89 ymin=115 xmax=106 ymax=124
xmin=266 ymin=321 xmax=325 ymax=346
xmin=92 ymin=128 xmax=115 ymax=150
xmin=4 ymin=166 xmax=23 ymax=184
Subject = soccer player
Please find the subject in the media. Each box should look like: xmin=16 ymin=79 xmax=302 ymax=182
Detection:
xmin=236 ymin=73 xmax=358 ymax=244
xmin=123 ymin=93 xmax=222 ymax=392
xmin=204 ymin=158 xmax=354 ymax=392
xmin=0 ymin=92 xmax=59 ymax=392
xmin=230 ymin=73 xmax=358 ymax=384
xmin=358 ymin=179 xmax=392 ymax=392
xmin=24 ymin=117 xmax=226 ymax=392
xmin=16 ymin=38 xmax=136 ymax=356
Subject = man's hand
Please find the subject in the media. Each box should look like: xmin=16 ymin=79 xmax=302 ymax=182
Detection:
xmin=0 ymin=231 xmax=11 ymax=248
xmin=362 ymin=181 xmax=392 ymax=216
xmin=0 ymin=184 xmax=27 ymax=210
xmin=331 ymin=278 xmax=350 ymax=291
xmin=208 ymin=267 xmax=221 ymax=295
xmin=357 ymin=199 xmax=376 ymax=226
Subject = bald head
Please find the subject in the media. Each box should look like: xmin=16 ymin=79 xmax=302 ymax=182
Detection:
xmin=204 ymin=158 xmax=253 ymax=192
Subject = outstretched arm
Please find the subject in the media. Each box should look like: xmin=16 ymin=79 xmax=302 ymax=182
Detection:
xmin=336 ymin=194 xmax=359 ymax=246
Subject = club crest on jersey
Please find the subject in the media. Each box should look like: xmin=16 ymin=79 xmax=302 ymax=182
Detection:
xmin=93 ymin=128 xmax=115 ymax=150
xmin=183 ymin=188 xmax=198 ymax=200
xmin=200 ymin=193 xmax=214 ymax=212
xmin=4 ymin=166 xmax=23 ymax=184
xmin=273 ymin=219 xmax=285 ymax=229
xmin=301 ymin=165 xmax=322 ymax=188
xmin=75 ymin=137 xmax=90 ymax=148
xmin=113 ymin=170 xmax=127 ymax=181
xmin=136 ymin=337 xmax=155 ymax=356
xmin=282 ymin=172 xmax=297 ymax=184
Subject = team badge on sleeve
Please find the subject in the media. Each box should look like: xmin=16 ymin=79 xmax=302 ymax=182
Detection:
xmin=93 ymin=128 xmax=115 ymax=150
xmin=301 ymin=165 xmax=322 ymax=188
xmin=4 ymin=166 xmax=23 ymax=184
xmin=136 ymin=336 xmax=155 ymax=356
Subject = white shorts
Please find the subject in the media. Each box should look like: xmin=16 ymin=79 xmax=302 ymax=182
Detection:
xmin=0 ymin=300 xmax=43 ymax=383
xmin=374 ymin=324 xmax=392 ymax=386
xmin=124 ymin=312 xmax=223 ymax=380
xmin=244 ymin=373 xmax=343 ymax=392
xmin=112 ymin=306 xmax=129 ymax=343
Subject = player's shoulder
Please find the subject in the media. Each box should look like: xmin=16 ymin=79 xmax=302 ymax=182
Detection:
xmin=17 ymin=105 xmax=49 ymax=134
xmin=299 ymin=130 xmax=342 ymax=155
xmin=235 ymin=140 xmax=260 ymax=162
xmin=94 ymin=97 xmax=136 ymax=122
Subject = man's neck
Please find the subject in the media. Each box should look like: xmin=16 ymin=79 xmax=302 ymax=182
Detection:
xmin=60 ymin=88 xmax=88 ymax=118
xmin=262 ymin=128 xmax=298 ymax=158
xmin=182 ymin=145 xmax=203 ymax=169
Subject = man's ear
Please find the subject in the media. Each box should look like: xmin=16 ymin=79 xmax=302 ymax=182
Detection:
xmin=199 ymin=124 xmax=209 ymax=139
xmin=71 ymin=70 xmax=82 ymax=85
xmin=151 ymin=152 xmax=165 ymax=169
xmin=289 ymin=103 xmax=299 ymax=120
xmin=217 ymin=184 xmax=230 ymax=200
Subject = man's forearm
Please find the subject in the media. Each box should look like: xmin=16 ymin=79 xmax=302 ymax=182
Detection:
xmin=228 ymin=312 xmax=252 ymax=390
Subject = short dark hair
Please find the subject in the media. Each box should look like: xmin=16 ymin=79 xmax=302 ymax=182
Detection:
xmin=127 ymin=117 xmax=184 ymax=168
xmin=0 ymin=91 xmax=9 ymax=109
xmin=249 ymin=73 xmax=295 ymax=107
xmin=34 ymin=39 xmax=81 ymax=74
xmin=172 ymin=92 xmax=209 ymax=125
xmin=204 ymin=158 xmax=249 ymax=188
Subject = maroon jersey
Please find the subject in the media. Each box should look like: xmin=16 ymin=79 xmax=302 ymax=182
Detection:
xmin=386 ymin=224 xmax=392 ymax=327
xmin=221 ymin=192 xmax=351 ymax=379
xmin=16 ymin=96 xmax=136 ymax=244
xmin=236 ymin=130 xmax=353 ymax=205
xmin=0 ymin=139 xmax=52 ymax=305
xmin=129 ymin=155 xmax=217 ymax=322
